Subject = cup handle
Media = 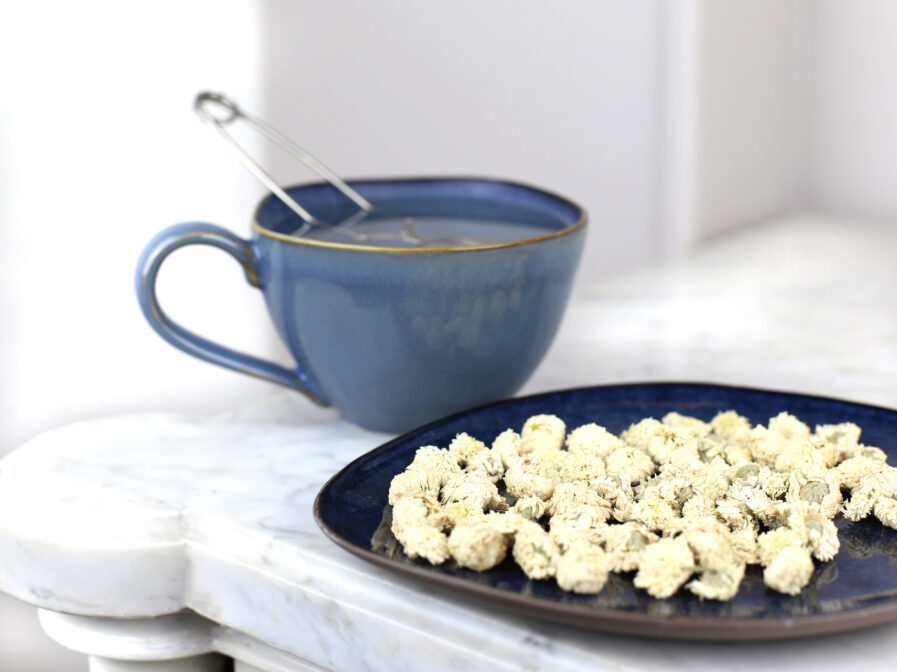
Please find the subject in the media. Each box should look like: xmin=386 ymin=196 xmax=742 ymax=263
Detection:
xmin=135 ymin=222 xmax=329 ymax=406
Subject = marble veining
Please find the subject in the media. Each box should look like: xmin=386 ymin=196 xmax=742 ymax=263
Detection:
xmin=2 ymin=215 xmax=897 ymax=671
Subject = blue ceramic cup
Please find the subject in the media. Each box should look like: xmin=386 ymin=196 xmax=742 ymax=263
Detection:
xmin=136 ymin=177 xmax=586 ymax=432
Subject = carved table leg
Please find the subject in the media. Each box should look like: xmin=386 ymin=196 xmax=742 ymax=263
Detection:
xmin=38 ymin=609 xmax=230 ymax=671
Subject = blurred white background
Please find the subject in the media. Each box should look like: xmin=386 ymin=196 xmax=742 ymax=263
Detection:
xmin=1 ymin=1 xmax=896 ymax=669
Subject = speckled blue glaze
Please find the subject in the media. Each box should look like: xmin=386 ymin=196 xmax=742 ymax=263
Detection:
xmin=136 ymin=178 xmax=585 ymax=432
xmin=315 ymin=383 xmax=897 ymax=639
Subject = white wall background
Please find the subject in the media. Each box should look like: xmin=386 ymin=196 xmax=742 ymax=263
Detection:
xmin=809 ymin=0 xmax=897 ymax=218
xmin=0 ymin=1 xmax=272 ymax=458
xmin=1 ymin=2 xmax=897 ymax=666
xmin=260 ymin=0 xmax=666 ymax=277
xmin=685 ymin=0 xmax=897 ymax=237
xmin=690 ymin=0 xmax=814 ymax=239
xmin=2 ymin=0 xmax=897 ymax=458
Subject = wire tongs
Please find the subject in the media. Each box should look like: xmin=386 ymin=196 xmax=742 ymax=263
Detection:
xmin=194 ymin=91 xmax=374 ymax=237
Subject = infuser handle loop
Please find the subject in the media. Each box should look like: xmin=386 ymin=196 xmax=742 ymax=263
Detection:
xmin=193 ymin=91 xmax=374 ymax=235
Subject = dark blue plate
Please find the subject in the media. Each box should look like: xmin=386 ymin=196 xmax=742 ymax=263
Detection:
xmin=314 ymin=382 xmax=897 ymax=640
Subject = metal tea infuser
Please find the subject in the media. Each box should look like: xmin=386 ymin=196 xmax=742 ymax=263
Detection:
xmin=193 ymin=91 xmax=495 ymax=247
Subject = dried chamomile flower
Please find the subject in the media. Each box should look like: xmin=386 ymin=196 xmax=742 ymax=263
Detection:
xmin=644 ymin=475 xmax=693 ymax=511
xmin=653 ymin=429 xmax=701 ymax=466
xmin=390 ymin=493 xmax=450 ymax=566
xmin=697 ymin=437 xmax=726 ymax=464
xmin=396 ymin=525 xmax=451 ymax=565
xmin=672 ymin=482 xmax=699 ymax=513
xmin=491 ymin=429 xmax=522 ymax=469
xmin=627 ymin=420 xmax=699 ymax=467
xmin=875 ymin=466 xmax=897 ymax=493
xmin=774 ymin=438 xmax=824 ymax=473
xmin=843 ymin=484 xmax=878 ymax=522
xmin=842 ymin=468 xmax=897 ymax=522
xmin=521 ymin=414 xmax=566 ymax=454
xmin=873 ymin=498 xmax=897 ymax=529
xmin=768 ymin=412 xmax=811 ymax=440
xmin=757 ymin=467 xmax=789 ymax=499
xmin=448 ymin=521 xmax=509 ymax=571
xmin=549 ymin=507 xmax=608 ymax=550
xmin=687 ymin=563 xmax=745 ymax=601
xmin=683 ymin=522 xmax=738 ymax=571
xmin=706 ymin=451 xmax=733 ymax=470
xmin=466 ymin=448 xmax=505 ymax=483
xmin=727 ymin=526 xmax=760 ymax=565
xmin=590 ymin=475 xmax=635 ymax=523
xmin=511 ymin=495 xmax=547 ymax=521
xmin=442 ymin=501 xmax=486 ymax=530
xmin=807 ymin=435 xmax=840 ymax=469
xmin=815 ymin=422 xmax=862 ymax=461
xmin=629 ymin=493 xmax=679 ymax=532
xmin=680 ymin=514 xmax=732 ymax=537
xmin=604 ymin=522 xmax=658 ymax=572
xmin=591 ymin=474 xmax=634 ymax=506
xmin=749 ymin=426 xmax=789 ymax=467
xmin=836 ymin=455 xmax=886 ymax=490
xmin=556 ymin=453 xmax=606 ymax=483
xmin=763 ymin=545 xmax=814 ymax=595
xmin=388 ymin=445 xmax=461 ymax=504
xmin=715 ymin=497 xmax=756 ymax=532
xmin=681 ymin=493 xmax=718 ymax=519
xmin=633 ymin=536 xmax=696 ymax=599
xmin=412 ymin=445 xmax=461 ymax=477
xmin=504 ymin=455 xmax=559 ymax=501
xmin=610 ymin=497 xmax=635 ymax=524
xmin=667 ymin=441 xmax=702 ymax=468
xmin=723 ymin=481 xmax=758 ymax=504
xmin=528 ymin=448 xmax=570 ymax=480
xmin=731 ymin=462 xmax=762 ymax=488
xmin=738 ymin=487 xmax=789 ymax=530
xmin=556 ymin=543 xmax=609 ymax=594
xmin=391 ymin=492 xmax=446 ymax=535
xmin=547 ymin=482 xmax=611 ymax=519
xmin=605 ymin=446 xmax=655 ymax=486
xmin=620 ymin=418 xmax=664 ymax=451
xmin=710 ymin=410 xmax=752 ymax=440
xmin=668 ymin=462 xmax=730 ymax=501
xmin=788 ymin=503 xmax=840 ymax=562
xmin=722 ymin=442 xmax=754 ymax=467
xmin=566 ymin=423 xmax=624 ymax=457
xmin=663 ymin=412 xmax=712 ymax=436
xmin=550 ymin=529 xmax=598 ymax=554
xmin=441 ymin=471 xmax=507 ymax=511
xmin=512 ymin=520 xmax=560 ymax=580
xmin=859 ymin=445 xmax=889 ymax=462
xmin=448 ymin=432 xmax=487 ymax=467
xmin=786 ymin=469 xmax=842 ymax=519
xmin=483 ymin=511 xmax=528 ymax=536
xmin=389 ymin=446 xmax=461 ymax=504
xmin=757 ymin=527 xmax=803 ymax=567
xmin=428 ymin=445 xmax=466 ymax=475
xmin=388 ymin=467 xmax=443 ymax=505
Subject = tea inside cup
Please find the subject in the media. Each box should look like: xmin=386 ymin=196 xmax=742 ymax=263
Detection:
xmin=269 ymin=182 xmax=571 ymax=250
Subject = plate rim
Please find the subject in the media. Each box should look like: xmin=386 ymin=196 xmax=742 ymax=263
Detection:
xmin=313 ymin=380 xmax=897 ymax=641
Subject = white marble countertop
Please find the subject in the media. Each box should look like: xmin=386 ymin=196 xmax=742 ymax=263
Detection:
xmin=1 ymin=214 xmax=897 ymax=671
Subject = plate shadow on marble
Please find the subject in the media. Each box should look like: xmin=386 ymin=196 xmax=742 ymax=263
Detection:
xmin=314 ymin=382 xmax=897 ymax=641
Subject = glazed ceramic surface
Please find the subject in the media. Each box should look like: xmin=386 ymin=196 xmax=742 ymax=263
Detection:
xmin=137 ymin=178 xmax=585 ymax=432
xmin=315 ymin=382 xmax=897 ymax=640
